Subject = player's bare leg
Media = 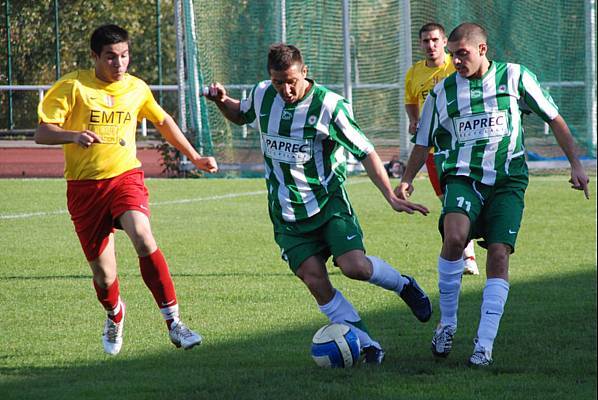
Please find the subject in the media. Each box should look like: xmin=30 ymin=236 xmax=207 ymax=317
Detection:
xmin=433 ymin=213 xmax=468 ymax=357
xmin=89 ymin=234 xmax=125 ymax=355
xmin=438 ymin=190 xmax=478 ymax=276
xmin=296 ymin=255 xmax=383 ymax=363
xmin=336 ymin=250 xmax=432 ymax=322
xmin=119 ymin=210 xmax=202 ymax=349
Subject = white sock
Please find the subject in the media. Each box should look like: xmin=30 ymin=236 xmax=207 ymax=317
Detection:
xmin=367 ymin=255 xmax=409 ymax=293
xmin=438 ymin=256 xmax=464 ymax=328
xmin=319 ymin=289 xmax=380 ymax=349
xmin=160 ymin=304 xmax=180 ymax=324
xmin=463 ymin=240 xmax=476 ymax=259
xmin=476 ymin=278 xmax=510 ymax=353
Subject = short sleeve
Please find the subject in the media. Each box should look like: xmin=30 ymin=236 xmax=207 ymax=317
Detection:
xmin=404 ymin=66 xmax=418 ymax=105
xmin=330 ymin=98 xmax=374 ymax=161
xmin=38 ymin=78 xmax=76 ymax=125
xmin=138 ymin=85 xmax=166 ymax=123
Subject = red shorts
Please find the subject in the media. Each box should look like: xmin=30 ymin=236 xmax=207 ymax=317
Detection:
xmin=425 ymin=152 xmax=443 ymax=197
xmin=67 ymin=169 xmax=150 ymax=261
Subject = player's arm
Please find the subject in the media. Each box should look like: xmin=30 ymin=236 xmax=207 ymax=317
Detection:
xmin=153 ymin=114 xmax=218 ymax=173
xmin=34 ymin=122 xmax=102 ymax=148
xmin=395 ymin=144 xmax=430 ymax=199
xmin=548 ymin=115 xmax=590 ymax=198
xmin=361 ymin=150 xmax=429 ymax=216
xmin=203 ymin=83 xmax=246 ymax=125
xmin=396 ymin=92 xmax=436 ymax=199
xmin=405 ymin=103 xmax=420 ymax=135
xmin=519 ymin=66 xmax=590 ymax=199
xmin=404 ymin=67 xmax=420 ymax=135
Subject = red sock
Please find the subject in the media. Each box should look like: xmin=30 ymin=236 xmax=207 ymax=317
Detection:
xmin=93 ymin=278 xmax=123 ymax=323
xmin=139 ymin=248 xmax=178 ymax=327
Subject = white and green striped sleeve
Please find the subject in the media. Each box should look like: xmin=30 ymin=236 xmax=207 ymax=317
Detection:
xmin=330 ymin=98 xmax=374 ymax=161
xmin=414 ymin=91 xmax=437 ymax=147
xmin=240 ymin=81 xmax=270 ymax=129
xmin=519 ymin=65 xmax=559 ymax=123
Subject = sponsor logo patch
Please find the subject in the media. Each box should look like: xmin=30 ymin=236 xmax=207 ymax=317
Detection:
xmin=87 ymin=124 xmax=119 ymax=143
xmin=262 ymin=134 xmax=313 ymax=164
xmin=453 ymin=111 xmax=509 ymax=144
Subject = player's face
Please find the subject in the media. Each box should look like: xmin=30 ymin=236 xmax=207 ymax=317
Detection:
xmin=270 ymin=63 xmax=309 ymax=104
xmin=448 ymin=39 xmax=488 ymax=79
xmin=419 ymin=29 xmax=447 ymax=64
xmin=93 ymin=42 xmax=130 ymax=83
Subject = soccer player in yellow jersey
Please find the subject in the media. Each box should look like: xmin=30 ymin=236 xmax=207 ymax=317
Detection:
xmin=404 ymin=23 xmax=479 ymax=275
xmin=35 ymin=24 xmax=218 ymax=355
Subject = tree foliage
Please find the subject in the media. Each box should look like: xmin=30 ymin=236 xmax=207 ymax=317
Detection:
xmin=0 ymin=0 xmax=176 ymax=131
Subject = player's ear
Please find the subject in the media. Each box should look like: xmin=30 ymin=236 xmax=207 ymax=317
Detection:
xmin=302 ymin=64 xmax=308 ymax=77
xmin=479 ymin=43 xmax=488 ymax=56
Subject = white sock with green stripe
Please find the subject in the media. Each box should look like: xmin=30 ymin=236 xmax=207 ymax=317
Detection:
xmin=319 ymin=289 xmax=381 ymax=350
xmin=367 ymin=255 xmax=409 ymax=294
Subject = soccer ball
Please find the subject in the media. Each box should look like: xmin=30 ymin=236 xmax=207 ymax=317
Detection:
xmin=310 ymin=323 xmax=361 ymax=368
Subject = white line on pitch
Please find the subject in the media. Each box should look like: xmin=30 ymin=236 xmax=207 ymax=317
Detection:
xmin=0 ymin=179 xmax=370 ymax=220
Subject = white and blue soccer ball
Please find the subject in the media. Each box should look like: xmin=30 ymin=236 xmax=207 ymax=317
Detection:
xmin=311 ymin=323 xmax=361 ymax=368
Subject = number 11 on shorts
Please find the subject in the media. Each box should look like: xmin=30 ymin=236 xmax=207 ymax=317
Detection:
xmin=456 ymin=196 xmax=471 ymax=212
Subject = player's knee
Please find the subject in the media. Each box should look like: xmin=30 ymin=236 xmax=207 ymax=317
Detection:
xmin=92 ymin=273 xmax=117 ymax=288
xmin=443 ymin=231 xmax=467 ymax=254
xmin=130 ymin=232 xmax=157 ymax=256
xmin=299 ymin=269 xmax=326 ymax=291
xmin=337 ymin=256 xmax=371 ymax=281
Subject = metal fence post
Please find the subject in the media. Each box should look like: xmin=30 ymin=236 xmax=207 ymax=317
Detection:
xmin=398 ymin=0 xmax=412 ymax=161
xmin=5 ymin=0 xmax=14 ymax=131
xmin=53 ymin=0 xmax=60 ymax=79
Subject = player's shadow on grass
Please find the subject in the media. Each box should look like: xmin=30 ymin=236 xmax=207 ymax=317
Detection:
xmin=1 ymin=267 xmax=596 ymax=400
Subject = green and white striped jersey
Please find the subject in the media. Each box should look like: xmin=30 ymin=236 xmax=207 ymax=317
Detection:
xmin=240 ymin=79 xmax=373 ymax=223
xmin=416 ymin=61 xmax=559 ymax=186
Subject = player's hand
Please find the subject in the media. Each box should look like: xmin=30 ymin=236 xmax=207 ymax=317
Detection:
xmin=394 ymin=181 xmax=414 ymax=200
xmin=193 ymin=156 xmax=219 ymax=173
xmin=569 ymin=166 xmax=590 ymax=199
xmin=74 ymin=130 xmax=102 ymax=148
xmin=408 ymin=120 xmax=418 ymax=135
xmin=389 ymin=195 xmax=429 ymax=216
xmin=203 ymin=83 xmax=227 ymax=103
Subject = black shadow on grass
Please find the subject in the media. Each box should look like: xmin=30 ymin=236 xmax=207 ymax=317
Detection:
xmin=0 ymin=268 xmax=596 ymax=400
xmin=0 ymin=272 xmax=292 ymax=281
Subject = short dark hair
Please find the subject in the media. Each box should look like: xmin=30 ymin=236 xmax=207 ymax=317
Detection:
xmin=267 ymin=43 xmax=303 ymax=73
xmin=90 ymin=24 xmax=129 ymax=56
xmin=419 ymin=23 xmax=446 ymax=39
xmin=448 ymin=22 xmax=487 ymax=45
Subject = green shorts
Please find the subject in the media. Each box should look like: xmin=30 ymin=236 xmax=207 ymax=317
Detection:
xmin=272 ymin=186 xmax=365 ymax=273
xmin=439 ymin=175 xmax=528 ymax=253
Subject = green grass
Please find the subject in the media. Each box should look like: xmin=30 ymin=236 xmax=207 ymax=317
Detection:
xmin=0 ymin=175 xmax=595 ymax=400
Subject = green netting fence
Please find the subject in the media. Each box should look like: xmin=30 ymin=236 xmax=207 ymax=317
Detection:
xmin=186 ymin=0 xmax=595 ymax=166
xmin=1 ymin=0 xmax=596 ymax=167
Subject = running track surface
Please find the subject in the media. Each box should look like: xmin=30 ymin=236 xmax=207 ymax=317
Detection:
xmin=0 ymin=145 xmax=165 ymax=178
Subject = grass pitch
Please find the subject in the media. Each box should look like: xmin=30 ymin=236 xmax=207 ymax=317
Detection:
xmin=0 ymin=174 xmax=595 ymax=400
